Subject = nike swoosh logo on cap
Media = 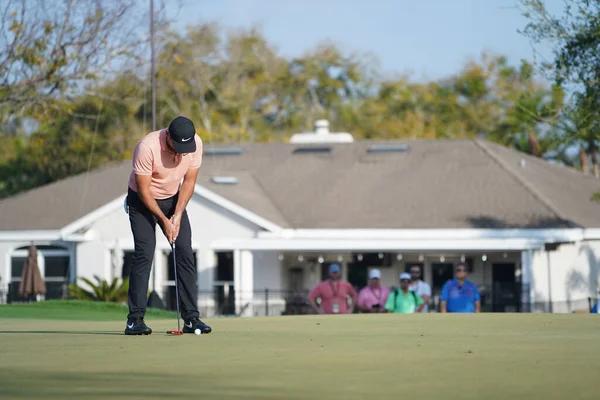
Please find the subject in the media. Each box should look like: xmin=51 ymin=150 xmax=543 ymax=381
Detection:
xmin=181 ymin=137 xmax=192 ymax=142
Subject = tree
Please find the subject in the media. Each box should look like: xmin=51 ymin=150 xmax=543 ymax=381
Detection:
xmin=0 ymin=72 xmax=147 ymax=198
xmin=0 ymin=0 xmax=168 ymax=126
xmin=518 ymin=0 xmax=600 ymax=176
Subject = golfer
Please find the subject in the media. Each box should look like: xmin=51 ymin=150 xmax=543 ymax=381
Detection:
xmin=124 ymin=116 xmax=212 ymax=335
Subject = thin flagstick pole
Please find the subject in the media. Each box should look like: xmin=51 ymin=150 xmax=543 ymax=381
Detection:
xmin=150 ymin=0 xmax=157 ymax=293
xmin=150 ymin=0 xmax=156 ymax=132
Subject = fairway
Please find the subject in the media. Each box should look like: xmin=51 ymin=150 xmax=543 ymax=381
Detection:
xmin=0 ymin=314 xmax=598 ymax=400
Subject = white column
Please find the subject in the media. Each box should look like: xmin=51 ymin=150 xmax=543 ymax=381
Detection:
xmin=199 ymin=250 xmax=216 ymax=316
xmin=233 ymin=249 xmax=254 ymax=317
xmin=199 ymin=249 xmax=215 ymax=292
xmin=69 ymin=243 xmax=77 ymax=284
xmin=240 ymin=250 xmax=254 ymax=317
xmin=233 ymin=249 xmax=241 ymax=315
xmin=521 ymin=249 xmax=534 ymax=311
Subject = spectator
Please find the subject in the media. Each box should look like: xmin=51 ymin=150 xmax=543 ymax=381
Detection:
xmin=408 ymin=265 xmax=432 ymax=313
xmin=357 ymin=269 xmax=391 ymax=313
xmin=440 ymin=262 xmax=481 ymax=313
xmin=308 ymin=264 xmax=357 ymax=314
xmin=384 ymin=273 xmax=425 ymax=314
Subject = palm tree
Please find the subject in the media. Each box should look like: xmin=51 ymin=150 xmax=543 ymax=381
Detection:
xmin=67 ymin=276 xmax=129 ymax=303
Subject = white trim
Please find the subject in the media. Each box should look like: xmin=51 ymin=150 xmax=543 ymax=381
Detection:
xmin=0 ymin=230 xmax=94 ymax=242
xmin=193 ymin=185 xmax=282 ymax=233
xmin=259 ymin=228 xmax=587 ymax=242
xmin=211 ymin=238 xmax=544 ymax=252
xmin=53 ymin=185 xmax=282 ymax=239
xmin=60 ymin=194 xmax=127 ymax=237
xmin=582 ymin=229 xmax=600 ymax=240
xmin=113 ymin=237 xmax=202 ymax=252
xmin=0 ymin=231 xmax=63 ymax=241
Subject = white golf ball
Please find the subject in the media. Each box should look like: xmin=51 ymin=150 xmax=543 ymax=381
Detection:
xmin=194 ymin=328 xmax=201 ymax=336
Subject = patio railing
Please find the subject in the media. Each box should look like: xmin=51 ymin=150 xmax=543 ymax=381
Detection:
xmin=160 ymin=283 xmax=536 ymax=317
xmin=1 ymin=282 xmax=595 ymax=316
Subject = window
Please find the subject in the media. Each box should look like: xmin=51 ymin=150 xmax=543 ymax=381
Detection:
xmin=11 ymin=257 xmax=26 ymax=279
xmin=8 ymin=245 xmax=71 ymax=302
xmin=215 ymin=252 xmax=234 ymax=282
xmin=44 ymin=256 xmax=69 ymax=278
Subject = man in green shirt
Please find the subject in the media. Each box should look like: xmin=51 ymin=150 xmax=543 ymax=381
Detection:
xmin=385 ymin=273 xmax=425 ymax=313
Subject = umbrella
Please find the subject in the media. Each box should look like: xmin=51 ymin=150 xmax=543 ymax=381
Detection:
xmin=19 ymin=244 xmax=46 ymax=300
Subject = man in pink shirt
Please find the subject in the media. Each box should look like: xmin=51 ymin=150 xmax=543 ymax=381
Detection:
xmin=124 ymin=116 xmax=211 ymax=336
xmin=357 ymin=269 xmax=390 ymax=313
xmin=308 ymin=264 xmax=357 ymax=314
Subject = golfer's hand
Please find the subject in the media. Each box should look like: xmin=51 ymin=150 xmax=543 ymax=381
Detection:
xmin=170 ymin=213 xmax=181 ymax=242
xmin=159 ymin=218 xmax=176 ymax=244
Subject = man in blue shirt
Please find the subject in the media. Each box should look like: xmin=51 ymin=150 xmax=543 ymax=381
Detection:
xmin=440 ymin=262 xmax=481 ymax=313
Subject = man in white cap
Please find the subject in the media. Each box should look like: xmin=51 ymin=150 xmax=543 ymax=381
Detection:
xmin=384 ymin=272 xmax=425 ymax=313
xmin=357 ymin=268 xmax=391 ymax=313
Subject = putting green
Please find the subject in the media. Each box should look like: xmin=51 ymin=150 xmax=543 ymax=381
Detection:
xmin=0 ymin=314 xmax=598 ymax=399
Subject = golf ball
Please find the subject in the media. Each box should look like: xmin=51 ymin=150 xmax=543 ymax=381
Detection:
xmin=194 ymin=328 xmax=201 ymax=335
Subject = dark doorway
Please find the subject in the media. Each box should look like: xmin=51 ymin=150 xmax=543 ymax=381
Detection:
xmin=213 ymin=251 xmax=234 ymax=315
xmin=213 ymin=284 xmax=235 ymax=315
xmin=492 ymin=263 xmax=518 ymax=312
xmin=431 ymin=262 xmax=454 ymax=294
xmin=215 ymin=251 xmax=234 ymax=282
xmin=289 ymin=267 xmax=304 ymax=294
xmin=347 ymin=263 xmax=368 ymax=292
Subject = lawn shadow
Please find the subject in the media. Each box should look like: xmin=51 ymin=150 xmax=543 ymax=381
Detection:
xmin=0 ymin=330 xmax=123 ymax=336
xmin=0 ymin=368 xmax=293 ymax=399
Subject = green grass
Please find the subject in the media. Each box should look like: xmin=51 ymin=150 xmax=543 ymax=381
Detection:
xmin=0 ymin=313 xmax=598 ymax=399
xmin=0 ymin=300 xmax=176 ymax=320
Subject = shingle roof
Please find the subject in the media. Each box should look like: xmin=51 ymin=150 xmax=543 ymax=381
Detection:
xmin=1 ymin=138 xmax=599 ymax=230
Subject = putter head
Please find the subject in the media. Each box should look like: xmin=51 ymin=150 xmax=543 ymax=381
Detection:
xmin=167 ymin=330 xmax=184 ymax=335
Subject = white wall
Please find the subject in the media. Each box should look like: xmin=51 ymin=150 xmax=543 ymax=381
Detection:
xmin=531 ymin=240 xmax=600 ymax=313
xmin=253 ymin=251 xmax=282 ymax=291
xmin=77 ymin=191 xmax=263 ymax=310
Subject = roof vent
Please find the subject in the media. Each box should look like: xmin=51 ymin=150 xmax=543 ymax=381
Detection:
xmin=289 ymin=120 xmax=354 ymax=144
xmin=293 ymin=146 xmax=332 ymax=154
xmin=210 ymin=176 xmax=238 ymax=185
xmin=367 ymin=144 xmax=411 ymax=153
xmin=204 ymin=147 xmax=244 ymax=156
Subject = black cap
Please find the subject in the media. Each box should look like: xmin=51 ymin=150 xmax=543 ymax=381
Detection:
xmin=167 ymin=116 xmax=196 ymax=154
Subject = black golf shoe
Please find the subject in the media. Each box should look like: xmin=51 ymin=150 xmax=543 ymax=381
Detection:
xmin=182 ymin=317 xmax=212 ymax=334
xmin=124 ymin=316 xmax=152 ymax=335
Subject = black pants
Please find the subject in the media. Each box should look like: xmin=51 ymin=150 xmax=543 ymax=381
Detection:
xmin=126 ymin=188 xmax=199 ymax=321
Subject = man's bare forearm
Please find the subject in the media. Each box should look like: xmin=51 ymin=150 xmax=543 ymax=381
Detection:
xmin=136 ymin=182 xmax=167 ymax=224
xmin=174 ymin=178 xmax=195 ymax=216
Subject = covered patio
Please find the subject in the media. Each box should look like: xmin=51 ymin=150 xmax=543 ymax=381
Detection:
xmin=206 ymin=229 xmax=549 ymax=317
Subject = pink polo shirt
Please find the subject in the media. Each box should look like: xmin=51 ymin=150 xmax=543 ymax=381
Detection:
xmin=128 ymin=129 xmax=203 ymax=199
xmin=357 ymin=285 xmax=391 ymax=310
xmin=308 ymin=279 xmax=357 ymax=314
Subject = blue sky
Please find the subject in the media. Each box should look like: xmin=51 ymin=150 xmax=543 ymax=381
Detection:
xmin=167 ymin=0 xmax=564 ymax=82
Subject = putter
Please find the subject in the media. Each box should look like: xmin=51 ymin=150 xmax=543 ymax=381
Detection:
xmin=167 ymin=242 xmax=184 ymax=335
